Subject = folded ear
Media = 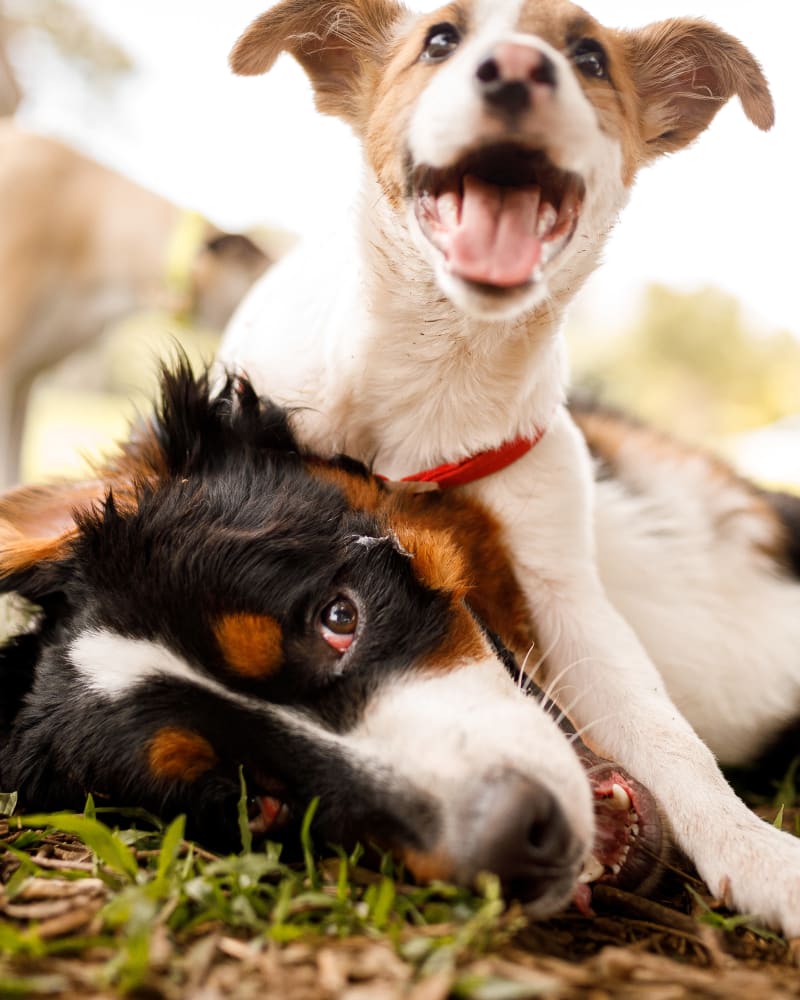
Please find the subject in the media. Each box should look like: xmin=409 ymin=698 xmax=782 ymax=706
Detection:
xmin=230 ymin=0 xmax=405 ymax=124
xmin=622 ymin=18 xmax=774 ymax=159
xmin=0 ymin=480 xmax=107 ymax=601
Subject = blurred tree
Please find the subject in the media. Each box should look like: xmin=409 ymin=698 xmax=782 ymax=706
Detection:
xmin=1 ymin=0 xmax=132 ymax=103
xmin=571 ymin=285 xmax=800 ymax=446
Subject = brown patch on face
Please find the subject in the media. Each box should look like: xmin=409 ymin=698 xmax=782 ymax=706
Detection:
xmin=509 ymin=2 xmax=651 ymax=188
xmin=312 ymin=452 xmax=536 ymax=665
xmin=364 ymin=3 xmax=466 ymax=207
xmin=392 ymin=524 xmax=469 ymax=602
xmin=383 ymin=488 xmax=536 ymax=662
xmin=214 ymin=612 xmax=284 ymax=679
xmin=402 ymin=845 xmax=456 ymax=883
xmin=426 ymin=600 xmax=493 ymax=672
xmin=148 ymin=727 xmax=218 ymax=783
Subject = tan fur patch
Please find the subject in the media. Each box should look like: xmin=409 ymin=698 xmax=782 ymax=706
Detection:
xmin=385 ymin=489 xmax=535 ymax=661
xmin=573 ymin=403 xmax=787 ymax=561
xmin=0 ymin=480 xmax=105 ymax=581
xmin=230 ymin=0 xmax=404 ymax=126
xmin=312 ymin=456 xmax=535 ymax=664
xmin=214 ymin=612 xmax=284 ymax=679
xmin=307 ymin=460 xmax=386 ymax=513
xmin=147 ymin=727 xmax=218 ymax=783
xmin=392 ymin=524 xmax=469 ymax=601
xmin=401 ymin=845 xmax=456 ymax=883
xmin=364 ymin=4 xmax=465 ymax=206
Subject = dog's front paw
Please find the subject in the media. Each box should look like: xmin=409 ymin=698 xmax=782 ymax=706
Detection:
xmin=696 ymin=818 xmax=800 ymax=938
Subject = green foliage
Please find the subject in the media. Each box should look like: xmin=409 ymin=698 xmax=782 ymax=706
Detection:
xmin=686 ymin=886 xmax=785 ymax=945
xmin=1 ymin=805 xmax=518 ymax=993
xmin=570 ymin=284 xmax=800 ymax=446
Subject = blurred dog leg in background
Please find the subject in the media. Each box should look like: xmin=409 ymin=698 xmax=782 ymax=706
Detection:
xmin=0 ymin=121 xmax=272 ymax=488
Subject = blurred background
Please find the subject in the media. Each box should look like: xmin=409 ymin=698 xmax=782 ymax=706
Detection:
xmin=1 ymin=0 xmax=798 ymax=489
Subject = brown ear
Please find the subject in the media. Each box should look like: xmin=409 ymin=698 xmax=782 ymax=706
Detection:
xmin=623 ymin=18 xmax=774 ymax=159
xmin=0 ymin=480 xmax=106 ymax=598
xmin=229 ymin=0 xmax=405 ymax=123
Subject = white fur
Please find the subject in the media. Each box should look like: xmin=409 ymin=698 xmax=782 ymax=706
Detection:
xmin=347 ymin=655 xmax=594 ymax=915
xmin=220 ymin=0 xmax=800 ymax=935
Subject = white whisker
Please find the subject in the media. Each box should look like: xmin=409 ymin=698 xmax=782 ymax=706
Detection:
xmin=567 ymin=713 xmax=619 ymax=746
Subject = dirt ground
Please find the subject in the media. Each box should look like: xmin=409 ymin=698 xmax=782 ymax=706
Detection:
xmin=3 ymin=818 xmax=800 ymax=1000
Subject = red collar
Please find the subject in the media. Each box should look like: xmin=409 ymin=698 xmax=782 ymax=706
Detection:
xmin=384 ymin=426 xmax=547 ymax=491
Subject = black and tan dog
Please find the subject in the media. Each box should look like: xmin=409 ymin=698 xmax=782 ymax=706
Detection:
xmin=1 ymin=368 xmax=799 ymax=922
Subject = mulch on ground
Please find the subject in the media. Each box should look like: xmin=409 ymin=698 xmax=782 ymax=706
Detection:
xmin=3 ymin=809 xmax=800 ymax=1000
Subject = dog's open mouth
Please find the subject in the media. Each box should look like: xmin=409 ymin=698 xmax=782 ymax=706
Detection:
xmin=574 ymin=749 xmax=664 ymax=914
xmin=412 ymin=142 xmax=584 ymax=290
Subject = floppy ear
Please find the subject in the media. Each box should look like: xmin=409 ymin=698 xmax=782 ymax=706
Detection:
xmin=622 ymin=18 xmax=774 ymax=159
xmin=0 ymin=480 xmax=108 ymax=601
xmin=230 ymin=0 xmax=406 ymax=124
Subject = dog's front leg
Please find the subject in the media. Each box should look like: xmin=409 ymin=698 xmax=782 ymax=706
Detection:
xmin=479 ymin=408 xmax=800 ymax=937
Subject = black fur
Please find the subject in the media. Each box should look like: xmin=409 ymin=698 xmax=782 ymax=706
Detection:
xmin=0 ymin=365 xmax=467 ymax=852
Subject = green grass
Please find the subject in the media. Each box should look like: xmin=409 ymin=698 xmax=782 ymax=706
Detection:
xmin=4 ymin=766 xmax=799 ymax=997
xmin=0 ymin=795 xmax=523 ymax=996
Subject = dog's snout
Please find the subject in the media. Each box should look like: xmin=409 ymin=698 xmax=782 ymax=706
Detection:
xmin=476 ymin=43 xmax=556 ymax=116
xmin=465 ymin=772 xmax=582 ymax=901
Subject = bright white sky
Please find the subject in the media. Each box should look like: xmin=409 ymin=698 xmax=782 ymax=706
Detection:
xmin=15 ymin=0 xmax=799 ymax=336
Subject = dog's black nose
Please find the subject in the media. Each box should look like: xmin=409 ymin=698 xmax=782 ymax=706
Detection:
xmin=464 ymin=771 xmax=581 ymax=900
xmin=476 ymin=43 xmax=556 ymax=116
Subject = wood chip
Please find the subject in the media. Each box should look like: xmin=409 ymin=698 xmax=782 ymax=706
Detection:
xmin=14 ymin=876 xmax=106 ymax=900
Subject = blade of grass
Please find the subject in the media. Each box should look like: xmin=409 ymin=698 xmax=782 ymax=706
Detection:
xmin=16 ymin=813 xmax=138 ymax=881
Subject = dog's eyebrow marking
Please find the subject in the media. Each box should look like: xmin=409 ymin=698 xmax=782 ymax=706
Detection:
xmin=147 ymin=727 xmax=218 ymax=782
xmin=213 ymin=612 xmax=283 ymax=679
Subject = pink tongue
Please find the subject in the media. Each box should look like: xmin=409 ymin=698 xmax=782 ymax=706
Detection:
xmin=443 ymin=176 xmax=543 ymax=288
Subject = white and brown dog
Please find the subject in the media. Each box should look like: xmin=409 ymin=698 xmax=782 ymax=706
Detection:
xmin=218 ymin=0 xmax=800 ymax=934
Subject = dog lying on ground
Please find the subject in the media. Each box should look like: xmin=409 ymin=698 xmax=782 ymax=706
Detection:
xmin=2 ymin=367 xmax=800 ymax=921
xmin=0 ymin=366 xmax=667 ymax=917
xmin=0 ymin=121 xmax=271 ymax=489
xmin=217 ymin=0 xmax=800 ymax=934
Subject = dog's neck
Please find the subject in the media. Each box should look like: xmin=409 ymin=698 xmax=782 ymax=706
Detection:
xmin=341 ymin=172 xmax=589 ymax=479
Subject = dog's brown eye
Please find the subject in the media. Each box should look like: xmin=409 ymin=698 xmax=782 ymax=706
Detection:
xmin=422 ymin=23 xmax=461 ymax=63
xmin=320 ymin=597 xmax=358 ymax=652
xmin=572 ymin=38 xmax=608 ymax=80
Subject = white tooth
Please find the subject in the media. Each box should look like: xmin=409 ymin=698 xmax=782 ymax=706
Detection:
xmin=631 ymin=824 xmax=640 ymax=837
xmin=611 ymin=863 xmax=621 ymax=875
xmin=536 ymin=202 xmax=558 ymax=238
xmin=610 ymin=783 xmax=631 ymax=812
xmin=578 ymin=855 xmax=605 ymax=883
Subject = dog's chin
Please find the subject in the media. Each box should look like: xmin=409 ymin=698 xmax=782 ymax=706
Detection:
xmin=434 ymin=262 xmax=548 ymax=321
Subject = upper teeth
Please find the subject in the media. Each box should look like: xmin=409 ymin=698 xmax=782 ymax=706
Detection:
xmin=610 ymin=783 xmax=631 ymax=812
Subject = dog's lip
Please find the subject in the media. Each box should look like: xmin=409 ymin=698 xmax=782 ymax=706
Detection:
xmin=577 ymin=754 xmax=664 ymax=898
xmin=410 ymin=141 xmax=584 ymax=290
